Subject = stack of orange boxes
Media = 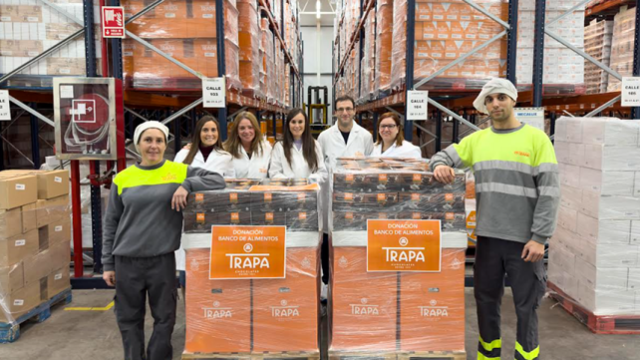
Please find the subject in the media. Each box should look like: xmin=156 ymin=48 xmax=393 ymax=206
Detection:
xmin=388 ymin=0 xmax=507 ymax=91
xmin=182 ymin=179 xmax=321 ymax=355
xmin=121 ymin=0 xmax=240 ymax=90
xmin=375 ymin=0 xmax=394 ymax=93
xmin=329 ymin=158 xmax=467 ymax=355
xmin=238 ymin=0 xmax=262 ymax=98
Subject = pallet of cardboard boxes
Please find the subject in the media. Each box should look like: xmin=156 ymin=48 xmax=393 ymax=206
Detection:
xmin=0 ymin=170 xmax=71 ymax=342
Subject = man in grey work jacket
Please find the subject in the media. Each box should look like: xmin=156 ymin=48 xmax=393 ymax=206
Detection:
xmin=430 ymin=78 xmax=560 ymax=360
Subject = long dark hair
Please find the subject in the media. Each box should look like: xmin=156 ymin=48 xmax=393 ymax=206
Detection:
xmin=183 ymin=115 xmax=223 ymax=164
xmin=283 ymin=108 xmax=318 ymax=172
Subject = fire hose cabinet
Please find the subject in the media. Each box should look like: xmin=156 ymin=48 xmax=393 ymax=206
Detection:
xmin=54 ymin=77 xmax=124 ymax=160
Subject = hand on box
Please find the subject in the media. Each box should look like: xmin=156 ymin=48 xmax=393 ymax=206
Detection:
xmin=521 ymin=240 xmax=545 ymax=262
xmin=103 ymin=271 xmax=116 ymax=287
xmin=172 ymin=186 xmax=189 ymax=212
xmin=433 ymin=165 xmax=455 ymax=184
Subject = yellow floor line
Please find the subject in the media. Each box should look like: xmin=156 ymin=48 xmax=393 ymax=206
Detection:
xmin=65 ymin=301 xmax=114 ymax=311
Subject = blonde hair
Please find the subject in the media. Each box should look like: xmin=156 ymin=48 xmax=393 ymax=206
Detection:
xmin=223 ymin=111 xmax=265 ymax=158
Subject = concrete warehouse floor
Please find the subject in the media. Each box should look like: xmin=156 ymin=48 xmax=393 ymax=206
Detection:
xmin=0 ymin=288 xmax=638 ymax=360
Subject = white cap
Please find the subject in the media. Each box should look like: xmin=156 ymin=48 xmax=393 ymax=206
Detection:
xmin=473 ymin=78 xmax=518 ymax=115
xmin=133 ymin=121 xmax=169 ymax=154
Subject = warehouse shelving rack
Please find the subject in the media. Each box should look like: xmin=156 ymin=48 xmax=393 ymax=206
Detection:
xmin=332 ymin=0 xmax=640 ymax=152
xmin=0 ymin=0 xmax=304 ymax=289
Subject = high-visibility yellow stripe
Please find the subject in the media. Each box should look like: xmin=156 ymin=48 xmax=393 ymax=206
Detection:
xmin=65 ymin=301 xmax=114 ymax=311
xmin=114 ymin=161 xmax=188 ymax=195
xmin=515 ymin=342 xmax=540 ymax=360
xmin=477 ymin=352 xmax=500 ymax=360
xmin=479 ymin=336 xmax=502 ymax=352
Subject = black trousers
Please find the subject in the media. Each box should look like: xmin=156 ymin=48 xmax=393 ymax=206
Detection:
xmin=321 ymin=232 xmax=330 ymax=284
xmin=474 ymin=236 xmax=546 ymax=360
xmin=114 ymin=253 xmax=177 ymax=360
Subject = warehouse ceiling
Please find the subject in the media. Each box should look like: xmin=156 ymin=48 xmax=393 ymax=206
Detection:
xmin=298 ymin=0 xmax=336 ymax=26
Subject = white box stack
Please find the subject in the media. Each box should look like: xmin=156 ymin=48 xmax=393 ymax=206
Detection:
xmin=608 ymin=6 xmax=635 ymax=92
xmin=550 ymin=116 xmax=640 ymax=316
xmin=584 ymin=19 xmax=613 ymax=94
xmin=0 ymin=0 xmax=102 ymax=81
xmin=517 ymin=0 xmax=585 ymax=86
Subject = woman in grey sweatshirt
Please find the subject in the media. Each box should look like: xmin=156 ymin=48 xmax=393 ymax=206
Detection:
xmin=102 ymin=121 xmax=225 ymax=360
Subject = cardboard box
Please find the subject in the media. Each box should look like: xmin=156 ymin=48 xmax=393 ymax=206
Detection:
xmin=0 ymin=172 xmax=38 ymax=210
xmin=48 ymin=266 xmax=70 ymax=299
xmin=36 ymin=195 xmax=70 ymax=228
xmin=184 ymin=248 xmax=251 ymax=353
xmin=253 ymin=247 xmax=320 ymax=351
xmin=24 ymin=249 xmax=52 ymax=286
xmin=0 ymin=281 xmax=41 ymax=323
xmin=0 ymin=229 xmax=39 ymax=268
xmin=400 ymin=248 xmax=465 ymax=351
xmin=21 ymin=203 xmax=38 ymax=233
xmin=0 ymin=261 xmax=25 ymax=294
xmin=49 ymin=241 xmax=70 ymax=271
xmin=331 ymin=247 xmax=397 ymax=351
xmin=0 ymin=208 xmax=23 ymax=239
xmin=40 ymin=219 xmax=71 ymax=247
xmin=581 ymin=118 xmax=640 ymax=146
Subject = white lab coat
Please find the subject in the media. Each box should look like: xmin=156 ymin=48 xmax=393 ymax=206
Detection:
xmin=268 ymin=140 xmax=328 ymax=184
xmin=317 ymin=122 xmax=374 ymax=232
xmin=371 ymin=140 xmax=422 ymax=159
xmin=230 ymin=140 xmax=273 ymax=178
xmin=174 ymin=147 xmax=233 ymax=271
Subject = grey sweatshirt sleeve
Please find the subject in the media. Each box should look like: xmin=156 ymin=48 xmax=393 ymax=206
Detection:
xmin=102 ymin=184 xmax=124 ymax=271
xmin=429 ymin=146 xmax=462 ymax=171
xmin=530 ymin=140 xmax=561 ymax=244
xmin=181 ymin=166 xmax=226 ymax=192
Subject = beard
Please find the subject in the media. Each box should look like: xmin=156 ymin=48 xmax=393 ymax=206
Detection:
xmin=490 ymin=109 xmax=510 ymax=123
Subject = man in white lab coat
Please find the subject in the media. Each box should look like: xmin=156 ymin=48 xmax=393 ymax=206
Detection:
xmin=317 ymin=95 xmax=374 ymax=284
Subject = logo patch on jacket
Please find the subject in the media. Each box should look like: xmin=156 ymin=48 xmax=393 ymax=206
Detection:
xmin=162 ymin=173 xmax=178 ymax=182
xmin=514 ymin=150 xmax=530 ymax=158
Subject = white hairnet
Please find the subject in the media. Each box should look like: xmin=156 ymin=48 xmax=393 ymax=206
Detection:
xmin=473 ymin=78 xmax=518 ymax=115
xmin=133 ymin=121 xmax=169 ymax=154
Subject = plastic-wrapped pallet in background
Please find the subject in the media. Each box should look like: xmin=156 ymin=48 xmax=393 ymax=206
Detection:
xmin=389 ymin=0 xmax=508 ymax=91
xmin=375 ymin=0 xmax=393 ymax=93
xmin=0 ymin=0 xmax=103 ymax=87
xmin=121 ymin=0 xmax=240 ymax=90
xmin=238 ymin=0 xmax=262 ymax=98
xmin=0 ymin=170 xmax=71 ymax=325
xmin=550 ymin=117 xmax=640 ymax=319
xmin=181 ymin=179 xmax=322 ymax=355
xmin=608 ymin=6 xmax=635 ymax=92
xmin=329 ymin=158 xmax=467 ymax=354
xmin=584 ymin=19 xmax=613 ymax=94
xmin=517 ymin=0 xmax=585 ymax=94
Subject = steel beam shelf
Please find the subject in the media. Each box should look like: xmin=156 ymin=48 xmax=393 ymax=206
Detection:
xmin=333 ymin=0 xmax=375 ymax=84
xmin=259 ymin=0 xmax=301 ymax=82
xmin=586 ymin=0 xmax=634 ymax=17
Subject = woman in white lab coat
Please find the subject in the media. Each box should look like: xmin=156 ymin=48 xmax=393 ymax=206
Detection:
xmin=223 ymin=111 xmax=272 ymax=178
xmin=174 ymin=115 xmax=233 ymax=176
xmin=174 ymin=115 xmax=233 ymax=289
xmin=269 ymin=108 xmax=327 ymax=183
xmin=371 ymin=112 xmax=422 ymax=159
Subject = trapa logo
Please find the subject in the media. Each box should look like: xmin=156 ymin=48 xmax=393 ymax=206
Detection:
xmin=203 ymin=301 xmax=233 ymax=319
xmin=383 ymin=238 xmax=426 ymax=262
xmin=350 ymin=298 xmax=380 ymax=316
xmin=270 ymin=299 xmax=300 ymax=318
xmin=226 ymin=243 xmax=270 ymax=269
xmin=419 ymin=300 xmax=449 ymax=317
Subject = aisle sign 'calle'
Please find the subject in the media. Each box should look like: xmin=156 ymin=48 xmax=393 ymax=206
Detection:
xmin=406 ymin=91 xmax=429 ymax=121
xmin=367 ymin=219 xmax=441 ymax=272
xmin=203 ymin=77 xmax=226 ymax=108
xmin=0 ymin=90 xmax=10 ymax=121
xmin=210 ymin=225 xmax=286 ymax=279
xmin=622 ymin=77 xmax=640 ymax=107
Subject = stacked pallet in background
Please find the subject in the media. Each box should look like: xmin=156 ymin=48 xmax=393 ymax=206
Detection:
xmin=550 ymin=117 xmax=640 ymax=329
xmin=608 ymin=6 xmax=635 ymax=92
xmin=517 ymin=0 xmax=585 ymax=93
xmin=584 ymin=19 xmax=614 ymax=94
xmin=390 ymin=0 xmax=508 ymax=91
xmin=181 ymin=179 xmax=321 ymax=355
xmin=260 ymin=18 xmax=276 ymax=103
xmin=121 ymin=0 xmax=240 ymax=90
xmin=360 ymin=11 xmax=376 ymax=103
xmin=0 ymin=170 xmax=71 ymax=325
xmin=0 ymin=0 xmax=102 ymax=87
xmin=375 ymin=0 xmax=393 ymax=94
xmin=330 ymin=158 xmax=467 ymax=355
xmin=238 ymin=0 xmax=262 ymax=98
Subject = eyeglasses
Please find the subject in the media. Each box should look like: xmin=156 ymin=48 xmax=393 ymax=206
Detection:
xmin=380 ymin=124 xmax=397 ymax=130
xmin=336 ymin=108 xmax=354 ymax=113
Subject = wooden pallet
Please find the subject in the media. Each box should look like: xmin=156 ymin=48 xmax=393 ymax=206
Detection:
xmin=182 ymin=351 xmax=321 ymax=360
xmin=328 ymin=351 xmax=465 ymax=360
xmin=0 ymin=288 xmax=73 ymax=343
xmin=548 ymin=281 xmax=640 ymax=335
